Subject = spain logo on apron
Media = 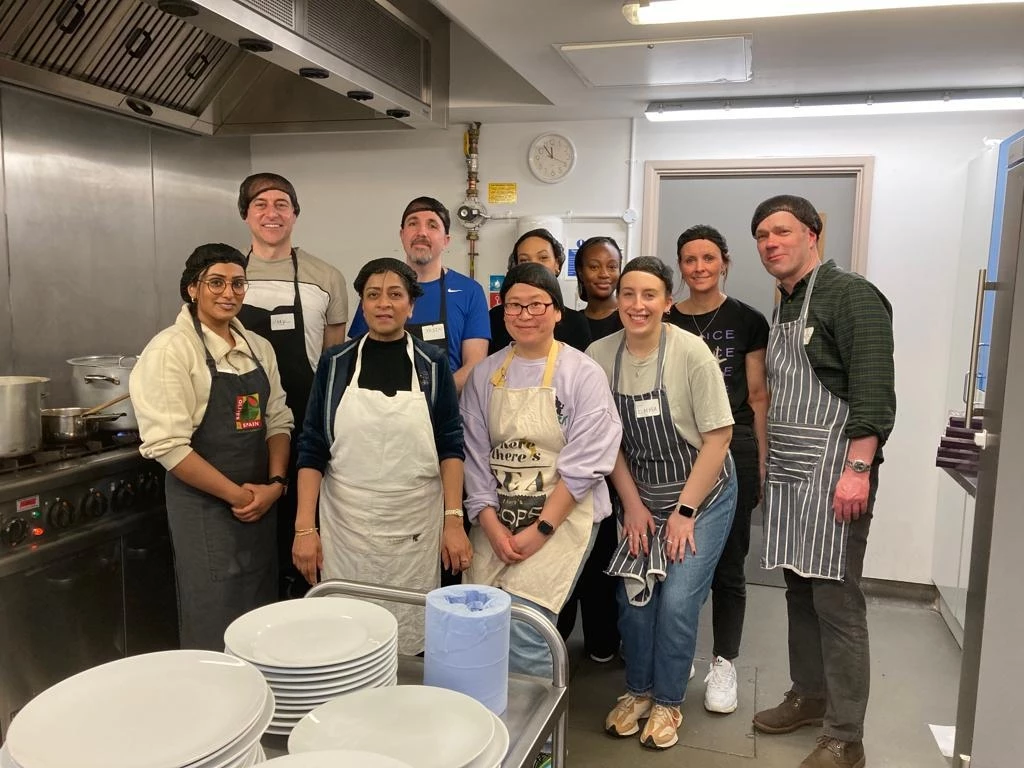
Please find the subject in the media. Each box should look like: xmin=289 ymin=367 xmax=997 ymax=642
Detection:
xmin=234 ymin=393 xmax=264 ymax=431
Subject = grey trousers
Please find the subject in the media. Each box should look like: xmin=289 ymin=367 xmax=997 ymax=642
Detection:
xmin=783 ymin=469 xmax=878 ymax=742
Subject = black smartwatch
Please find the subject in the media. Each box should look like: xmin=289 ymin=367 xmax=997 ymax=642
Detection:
xmin=269 ymin=475 xmax=289 ymax=494
xmin=536 ymin=520 xmax=555 ymax=536
xmin=676 ymin=504 xmax=696 ymax=519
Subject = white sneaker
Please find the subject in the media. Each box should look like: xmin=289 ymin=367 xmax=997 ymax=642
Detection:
xmin=703 ymin=656 xmax=738 ymax=713
xmin=689 ymin=664 xmax=695 ymax=680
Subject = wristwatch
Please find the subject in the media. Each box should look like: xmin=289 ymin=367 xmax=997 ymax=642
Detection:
xmin=676 ymin=504 xmax=697 ymax=519
xmin=536 ymin=520 xmax=555 ymax=536
xmin=269 ymin=475 xmax=289 ymax=493
xmin=845 ymin=459 xmax=871 ymax=473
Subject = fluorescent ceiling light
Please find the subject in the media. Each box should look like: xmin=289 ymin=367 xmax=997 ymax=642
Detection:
xmin=623 ymin=0 xmax=1024 ymax=25
xmin=644 ymin=88 xmax=1024 ymax=121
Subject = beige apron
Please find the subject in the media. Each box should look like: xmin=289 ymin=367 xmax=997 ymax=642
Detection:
xmin=466 ymin=342 xmax=594 ymax=613
xmin=320 ymin=334 xmax=443 ymax=654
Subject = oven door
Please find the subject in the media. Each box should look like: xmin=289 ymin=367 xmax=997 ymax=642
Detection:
xmin=123 ymin=512 xmax=179 ymax=655
xmin=0 ymin=539 xmax=124 ymax=740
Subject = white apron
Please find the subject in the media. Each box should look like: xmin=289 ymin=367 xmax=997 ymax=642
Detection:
xmin=320 ymin=334 xmax=443 ymax=654
xmin=466 ymin=343 xmax=594 ymax=613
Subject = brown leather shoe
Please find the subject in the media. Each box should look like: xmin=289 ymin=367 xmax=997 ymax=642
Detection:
xmin=799 ymin=736 xmax=866 ymax=768
xmin=752 ymin=690 xmax=826 ymax=734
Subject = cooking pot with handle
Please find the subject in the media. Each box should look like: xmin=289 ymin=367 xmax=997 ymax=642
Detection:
xmin=67 ymin=356 xmax=137 ymax=431
xmin=0 ymin=376 xmax=49 ymax=457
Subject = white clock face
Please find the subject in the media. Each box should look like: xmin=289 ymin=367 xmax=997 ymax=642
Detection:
xmin=528 ymin=133 xmax=576 ymax=184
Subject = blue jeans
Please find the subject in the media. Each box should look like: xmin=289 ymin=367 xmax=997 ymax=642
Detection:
xmin=618 ymin=475 xmax=737 ymax=706
xmin=508 ymin=523 xmax=599 ymax=680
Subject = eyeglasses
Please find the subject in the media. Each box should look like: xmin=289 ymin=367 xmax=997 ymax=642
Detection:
xmin=197 ymin=277 xmax=249 ymax=295
xmin=249 ymin=199 xmax=294 ymax=214
xmin=503 ymin=301 xmax=554 ymax=317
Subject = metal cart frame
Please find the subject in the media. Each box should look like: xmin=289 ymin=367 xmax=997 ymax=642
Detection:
xmin=306 ymin=579 xmax=570 ymax=768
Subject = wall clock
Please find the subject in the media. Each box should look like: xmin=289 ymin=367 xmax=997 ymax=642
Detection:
xmin=528 ymin=132 xmax=576 ymax=184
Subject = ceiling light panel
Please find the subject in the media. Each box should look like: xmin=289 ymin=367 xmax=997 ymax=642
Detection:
xmin=623 ymin=0 xmax=1024 ymax=25
xmin=557 ymin=36 xmax=752 ymax=88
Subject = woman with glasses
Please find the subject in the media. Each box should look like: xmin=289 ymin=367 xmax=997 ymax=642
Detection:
xmin=461 ymin=262 xmax=621 ymax=685
xmin=488 ymin=228 xmax=591 ymax=354
xmin=130 ymin=244 xmax=293 ymax=650
xmin=588 ymin=257 xmax=736 ymax=751
xmin=293 ymin=258 xmax=468 ymax=655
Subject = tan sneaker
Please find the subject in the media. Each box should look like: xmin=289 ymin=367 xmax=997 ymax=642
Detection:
xmin=639 ymin=703 xmax=683 ymax=749
xmin=604 ymin=692 xmax=653 ymax=737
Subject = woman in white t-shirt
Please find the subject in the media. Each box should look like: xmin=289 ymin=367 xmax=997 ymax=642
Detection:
xmin=587 ymin=256 xmax=737 ymax=751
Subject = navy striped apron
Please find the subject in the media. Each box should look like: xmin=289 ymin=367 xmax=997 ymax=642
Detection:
xmin=763 ymin=265 xmax=851 ymax=580
xmin=605 ymin=328 xmax=733 ymax=605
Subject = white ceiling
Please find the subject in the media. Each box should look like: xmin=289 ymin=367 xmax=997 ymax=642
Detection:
xmin=438 ymin=0 xmax=1024 ymax=123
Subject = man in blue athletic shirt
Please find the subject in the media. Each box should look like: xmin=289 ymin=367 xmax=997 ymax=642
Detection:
xmin=348 ymin=196 xmax=489 ymax=393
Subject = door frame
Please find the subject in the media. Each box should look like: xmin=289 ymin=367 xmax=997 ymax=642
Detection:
xmin=640 ymin=156 xmax=875 ymax=274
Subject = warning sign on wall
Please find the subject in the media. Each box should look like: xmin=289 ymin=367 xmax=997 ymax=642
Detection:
xmin=487 ymin=183 xmax=518 ymax=205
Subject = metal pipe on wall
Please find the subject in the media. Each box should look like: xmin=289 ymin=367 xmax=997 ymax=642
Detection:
xmin=464 ymin=122 xmax=482 ymax=278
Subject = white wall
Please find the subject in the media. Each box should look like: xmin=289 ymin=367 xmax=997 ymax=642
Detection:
xmin=252 ymin=111 xmax=1024 ymax=583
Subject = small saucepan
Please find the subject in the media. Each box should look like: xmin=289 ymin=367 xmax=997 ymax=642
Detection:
xmin=41 ymin=408 xmax=128 ymax=446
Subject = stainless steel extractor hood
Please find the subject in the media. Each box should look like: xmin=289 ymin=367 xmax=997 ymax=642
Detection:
xmin=0 ymin=0 xmax=450 ymax=135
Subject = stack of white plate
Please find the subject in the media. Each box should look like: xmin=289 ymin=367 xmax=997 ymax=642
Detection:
xmin=0 ymin=650 xmax=273 ymax=768
xmin=287 ymin=685 xmax=510 ymax=768
xmin=224 ymin=598 xmax=399 ymax=736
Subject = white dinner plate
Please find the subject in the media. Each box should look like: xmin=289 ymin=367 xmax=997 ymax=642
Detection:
xmin=225 ymin=598 xmax=397 ymax=668
xmin=189 ymin=687 xmax=274 ymax=768
xmin=6 ymin=650 xmax=268 ymax=768
xmin=253 ymin=751 xmax=414 ymax=768
xmin=270 ymin=657 xmax=398 ymax=698
xmin=253 ymin=639 xmax=397 ymax=682
xmin=288 ymin=685 xmax=495 ymax=768
xmin=464 ymin=713 xmax=510 ymax=768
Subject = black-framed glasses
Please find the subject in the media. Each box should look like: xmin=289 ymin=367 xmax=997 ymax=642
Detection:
xmin=503 ymin=301 xmax=553 ymax=317
xmin=197 ymin=277 xmax=249 ymax=295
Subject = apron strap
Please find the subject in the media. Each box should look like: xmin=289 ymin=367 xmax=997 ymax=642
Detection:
xmin=798 ymin=263 xmax=822 ymax=324
xmin=190 ymin=311 xmax=265 ymax=379
xmin=612 ymin=325 xmax=667 ymax=393
xmin=490 ymin=341 xmax=561 ymax=388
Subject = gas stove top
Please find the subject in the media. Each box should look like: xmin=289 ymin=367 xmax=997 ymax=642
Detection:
xmin=0 ymin=441 xmax=162 ymax=557
xmin=0 ymin=432 xmax=141 ymax=476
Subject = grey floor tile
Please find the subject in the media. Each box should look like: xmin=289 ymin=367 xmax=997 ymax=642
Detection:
xmin=559 ymin=583 xmax=960 ymax=767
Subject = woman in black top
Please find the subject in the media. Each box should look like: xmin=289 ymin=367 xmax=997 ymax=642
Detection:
xmin=575 ymin=236 xmax=624 ymax=340
xmin=556 ymin=235 xmax=625 ymax=662
xmin=488 ymin=229 xmax=591 ymax=353
xmin=667 ymin=224 xmax=769 ymax=715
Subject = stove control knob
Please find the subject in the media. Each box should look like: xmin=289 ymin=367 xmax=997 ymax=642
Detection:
xmin=79 ymin=488 xmax=108 ymax=520
xmin=1 ymin=518 xmax=28 ymax=547
xmin=111 ymin=480 xmax=137 ymax=513
xmin=47 ymin=499 xmax=75 ymax=529
xmin=137 ymin=472 xmax=160 ymax=504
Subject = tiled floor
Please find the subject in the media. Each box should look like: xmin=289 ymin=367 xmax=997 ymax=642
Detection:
xmin=561 ymin=584 xmax=961 ymax=767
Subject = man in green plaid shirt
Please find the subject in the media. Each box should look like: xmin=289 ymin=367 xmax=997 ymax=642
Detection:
xmin=749 ymin=195 xmax=895 ymax=768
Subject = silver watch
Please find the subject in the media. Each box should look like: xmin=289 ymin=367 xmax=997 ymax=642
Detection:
xmin=845 ymin=459 xmax=871 ymax=473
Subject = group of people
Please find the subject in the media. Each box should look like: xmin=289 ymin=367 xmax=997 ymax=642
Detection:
xmin=129 ymin=176 xmax=895 ymax=768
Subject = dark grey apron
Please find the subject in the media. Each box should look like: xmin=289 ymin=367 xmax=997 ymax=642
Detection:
xmin=164 ymin=313 xmax=278 ymax=650
xmin=406 ymin=269 xmax=450 ymax=358
xmin=763 ymin=265 xmax=851 ymax=580
xmin=605 ymin=328 xmax=733 ymax=605
xmin=237 ymin=248 xmax=313 ymax=598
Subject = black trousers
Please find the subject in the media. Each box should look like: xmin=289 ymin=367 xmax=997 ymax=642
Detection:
xmin=709 ymin=426 xmax=759 ymax=660
xmin=785 ymin=466 xmax=878 ymax=742
xmin=556 ymin=512 xmax=620 ymax=658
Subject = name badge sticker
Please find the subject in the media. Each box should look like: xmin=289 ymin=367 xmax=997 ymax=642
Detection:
xmin=421 ymin=323 xmax=446 ymax=342
xmin=271 ymin=313 xmax=296 ymax=331
xmin=803 ymin=326 xmax=814 ymax=345
xmin=635 ymin=399 xmax=662 ymax=419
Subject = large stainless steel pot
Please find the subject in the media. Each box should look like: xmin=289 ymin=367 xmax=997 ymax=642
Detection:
xmin=40 ymin=408 xmax=125 ymax=446
xmin=0 ymin=376 xmax=49 ymax=457
xmin=67 ymin=356 xmax=138 ymax=431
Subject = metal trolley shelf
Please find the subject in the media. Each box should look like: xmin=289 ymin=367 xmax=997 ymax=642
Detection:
xmin=282 ymin=579 xmax=571 ymax=768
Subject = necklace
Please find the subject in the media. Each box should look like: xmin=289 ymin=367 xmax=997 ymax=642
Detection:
xmin=686 ymin=297 xmax=726 ymax=338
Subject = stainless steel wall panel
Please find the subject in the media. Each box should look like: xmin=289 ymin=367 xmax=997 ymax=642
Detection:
xmin=2 ymin=87 xmax=156 ymax=402
xmin=151 ymin=129 xmax=251 ymax=326
xmin=0 ymin=90 xmax=11 ymax=376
